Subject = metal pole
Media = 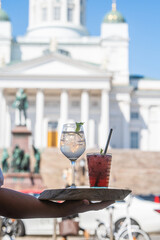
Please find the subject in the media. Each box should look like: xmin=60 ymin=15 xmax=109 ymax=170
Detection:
xmin=109 ymin=208 xmax=113 ymax=240
xmin=0 ymin=217 xmax=2 ymax=240
xmin=53 ymin=218 xmax=57 ymax=240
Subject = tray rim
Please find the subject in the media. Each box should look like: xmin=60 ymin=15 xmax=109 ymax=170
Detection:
xmin=38 ymin=187 xmax=132 ymax=201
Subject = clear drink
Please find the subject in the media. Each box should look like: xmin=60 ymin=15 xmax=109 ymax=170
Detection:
xmin=87 ymin=153 xmax=112 ymax=187
xmin=60 ymin=131 xmax=85 ymax=161
xmin=60 ymin=123 xmax=86 ymax=187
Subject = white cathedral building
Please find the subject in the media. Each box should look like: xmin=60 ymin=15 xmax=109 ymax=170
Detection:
xmin=0 ymin=0 xmax=160 ymax=151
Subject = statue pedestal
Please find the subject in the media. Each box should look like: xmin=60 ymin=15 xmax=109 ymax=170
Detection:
xmin=3 ymin=172 xmax=46 ymax=192
xmin=12 ymin=126 xmax=32 ymax=153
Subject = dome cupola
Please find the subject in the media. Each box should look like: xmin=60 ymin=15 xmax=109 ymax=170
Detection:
xmin=0 ymin=1 xmax=10 ymax=22
xmin=0 ymin=8 xmax=10 ymax=21
xmin=103 ymin=0 xmax=125 ymax=23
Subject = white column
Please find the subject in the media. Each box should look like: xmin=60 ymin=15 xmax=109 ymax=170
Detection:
xmin=99 ymin=89 xmax=109 ymax=148
xmin=60 ymin=90 xmax=68 ymax=123
xmin=61 ymin=0 xmax=67 ymax=23
xmin=35 ymin=90 xmax=44 ymax=148
xmin=74 ymin=1 xmax=80 ymax=25
xmin=48 ymin=0 xmax=52 ymax=22
xmin=81 ymin=90 xmax=89 ymax=144
xmin=88 ymin=119 xmax=95 ymax=148
xmin=118 ymin=94 xmax=130 ymax=148
xmin=122 ymin=102 xmax=130 ymax=148
xmin=0 ymin=89 xmax=3 ymax=148
xmin=5 ymin=106 xmax=11 ymax=148
xmin=0 ymin=89 xmax=7 ymax=148
xmin=37 ymin=1 xmax=42 ymax=25
xmin=0 ymin=89 xmax=3 ymax=129
xmin=139 ymin=105 xmax=149 ymax=150
xmin=28 ymin=0 xmax=33 ymax=28
xmin=58 ymin=90 xmax=69 ymax=146
xmin=43 ymin=118 xmax=49 ymax=148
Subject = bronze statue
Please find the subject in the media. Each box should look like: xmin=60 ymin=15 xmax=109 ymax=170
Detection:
xmin=21 ymin=153 xmax=30 ymax=172
xmin=33 ymin=145 xmax=41 ymax=173
xmin=1 ymin=148 xmax=9 ymax=173
xmin=11 ymin=146 xmax=31 ymax=172
xmin=16 ymin=149 xmax=25 ymax=172
xmin=12 ymin=88 xmax=28 ymax=126
xmin=11 ymin=145 xmax=21 ymax=172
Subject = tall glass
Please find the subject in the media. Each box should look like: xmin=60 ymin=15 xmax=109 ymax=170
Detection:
xmin=87 ymin=153 xmax=112 ymax=187
xmin=60 ymin=123 xmax=86 ymax=188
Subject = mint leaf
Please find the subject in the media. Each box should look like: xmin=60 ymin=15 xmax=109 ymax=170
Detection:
xmin=75 ymin=122 xmax=84 ymax=133
xmin=100 ymin=148 xmax=104 ymax=154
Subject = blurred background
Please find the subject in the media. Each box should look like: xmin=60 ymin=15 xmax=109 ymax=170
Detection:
xmin=0 ymin=0 xmax=160 ymax=239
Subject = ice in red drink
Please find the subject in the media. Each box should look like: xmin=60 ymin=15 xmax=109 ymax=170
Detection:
xmin=87 ymin=153 xmax=112 ymax=187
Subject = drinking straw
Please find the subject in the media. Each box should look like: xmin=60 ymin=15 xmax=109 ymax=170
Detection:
xmin=104 ymin=128 xmax=113 ymax=154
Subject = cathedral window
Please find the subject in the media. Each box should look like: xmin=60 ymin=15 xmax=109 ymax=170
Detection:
xmin=130 ymin=111 xmax=139 ymax=119
xmin=67 ymin=8 xmax=73 ymax=22
xmin=71 ymin=100 xmax=80 ymax=108
xmin=91 ymin=101 xmax=99 ymax=108
xmin=130 ymin=131 xmax=139 ymax=149
xmin=53 ymin=7 xmax=61 ymax=20
xmin=80 ymin=0 xmax=84 ymax=25
xmin=42 ymin=7 xmax=47 ymax=21
xmin=80 ymin=11 xmax=84 ymax=24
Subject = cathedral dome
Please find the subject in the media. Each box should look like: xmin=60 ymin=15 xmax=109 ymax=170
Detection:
xmin=103 ymin=2 xmax=125 ymax=23
xmin=0 ymin=9 xmax=10 ymax=21
xmin=26 ymin=0 xmax=88 ymax=39
xmin=103 ymin=10 xmax=125 ymax=23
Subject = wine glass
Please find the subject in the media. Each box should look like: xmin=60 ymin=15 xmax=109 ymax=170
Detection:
xmin=60 ymin=123 xmax=86 ymax=188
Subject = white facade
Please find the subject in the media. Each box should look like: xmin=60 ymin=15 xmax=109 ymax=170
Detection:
xmin=0 ymin=0 xmax=160 ymax=151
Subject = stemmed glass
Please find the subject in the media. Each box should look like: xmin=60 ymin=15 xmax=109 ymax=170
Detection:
xmin=60 ymin=123 xmax=86 ymax=188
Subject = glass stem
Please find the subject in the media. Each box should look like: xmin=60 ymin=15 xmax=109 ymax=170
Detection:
xmin=71 ymin=160 xmax=76 ymax=187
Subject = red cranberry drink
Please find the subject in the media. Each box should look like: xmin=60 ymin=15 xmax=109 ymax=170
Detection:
xmin=87 ymin=153 xmax=112 ymax=187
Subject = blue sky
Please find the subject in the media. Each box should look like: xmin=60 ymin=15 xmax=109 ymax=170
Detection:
xmin=2 ymin=0 xmax=160 ymax=79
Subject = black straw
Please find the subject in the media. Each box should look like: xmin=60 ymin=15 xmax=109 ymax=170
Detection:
xmin=104 ymin=128 xmax=113 ymax=154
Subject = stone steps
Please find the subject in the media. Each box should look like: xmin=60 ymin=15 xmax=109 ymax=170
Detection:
xmin=1 ymin=148 xmax=160 ymax=195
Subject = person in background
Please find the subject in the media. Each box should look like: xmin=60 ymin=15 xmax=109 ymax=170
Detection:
xmin=0 ymin=168 xmax=114 ymax=219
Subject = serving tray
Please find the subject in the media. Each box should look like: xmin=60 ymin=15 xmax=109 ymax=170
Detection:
xmin=38 ymin=187 xmax=131 ymax=201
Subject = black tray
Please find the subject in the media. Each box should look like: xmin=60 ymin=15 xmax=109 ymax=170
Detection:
xmin=38 ymin=187 xmax=131 ymax=201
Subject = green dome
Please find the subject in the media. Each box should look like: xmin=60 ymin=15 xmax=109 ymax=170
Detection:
xmin=0 ymin=9 xmax=10 ymax=21
xmin=103 ymin=10 xmax=126 ymax=23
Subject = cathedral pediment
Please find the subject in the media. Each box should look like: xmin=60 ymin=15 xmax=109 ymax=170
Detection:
xmin=0 ymin=52 xmax=107 ymax=77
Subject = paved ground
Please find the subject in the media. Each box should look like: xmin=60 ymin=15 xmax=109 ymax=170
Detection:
xmin=16 ymin=233 xmax=160 ymax=240
xmin=150 ymin=234 xmax=160 ymax=240
xmin=16 ymin=237 xmax=92 ymax=240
